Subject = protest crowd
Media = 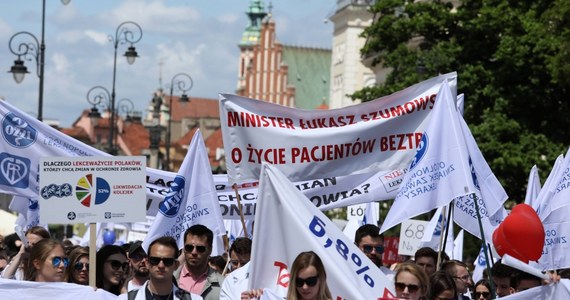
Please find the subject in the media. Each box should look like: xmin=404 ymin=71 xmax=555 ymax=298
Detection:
xmin=1 ymin=74 xmax=569 ymax=300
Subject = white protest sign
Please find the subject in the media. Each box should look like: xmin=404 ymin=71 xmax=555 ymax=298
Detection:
xmin=347 ymin=202 xmax=379 ymax=221
xmin=220 ymin=72 xmax=457 ymax=184
xmin=398 ymin=219 xmax=429 ymax=256
xmin=39 ymin=156 xmax=146 ymax=223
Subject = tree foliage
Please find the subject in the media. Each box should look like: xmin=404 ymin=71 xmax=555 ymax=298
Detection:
xmin=356 ymin=0 xmax=569 ymax=202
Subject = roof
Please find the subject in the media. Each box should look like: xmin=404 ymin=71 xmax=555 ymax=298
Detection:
xmin=204 ymin=129 xmax=224 ymax=168
xmin=282 ymin=46 xmax=331 ymax=110
xmin=167 ymin=96 xmax=219 ymax=121
xmin=120 ymin=122 xmax=150 ymax=156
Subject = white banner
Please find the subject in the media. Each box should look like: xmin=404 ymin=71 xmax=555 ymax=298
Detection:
xmin=524 ymin=165 xmax=542 ymax=209
xmin=539 ymin=147 xmax=570 ymax=219
xmin=0 ymin=278 xmax=116 ymax=300
xmin=538 ymin=205 xmax=570 ymax=270
xmin=142 ymin=130 xmax=225 ymax=252
xmin=381 ymin=82 xmax=476 ymax=233
xmin=498 ymin=279 xmax=570 ymax=299
xmin=39 ymin=156 xmax=146 ymax=223
xmin=220 ymin=73 xmax=457 ymax=184
xmin=249 ymin=163 xmax=396 ymax=299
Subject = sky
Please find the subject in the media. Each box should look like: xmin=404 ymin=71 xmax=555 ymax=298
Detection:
xmin=0 ymin=0 xmax=335 ymax=127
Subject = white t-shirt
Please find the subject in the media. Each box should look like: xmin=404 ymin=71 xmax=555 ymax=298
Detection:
xmin=220 ymin=262 xmax=251 ymax=300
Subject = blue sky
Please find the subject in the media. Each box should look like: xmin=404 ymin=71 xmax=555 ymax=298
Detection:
xmin=0 ymin=0 xmax=335 ymax=127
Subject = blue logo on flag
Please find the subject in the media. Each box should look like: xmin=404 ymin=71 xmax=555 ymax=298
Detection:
xmin=409 ymin=133 xmax=428 ymax=170
xmin=0 ymin=152 xmax=30 ymax=188
xmin=469 ymin=156 xmax=480 ymax=190
xmin=159 ymin=175 xmax=185 ymax=217
xmin=2 ymin=113 xmax=37 ymax=148
xmin=28 ymin=199 xmax=39 ymax=210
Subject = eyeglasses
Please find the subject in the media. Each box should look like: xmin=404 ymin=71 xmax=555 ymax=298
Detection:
xmin=395 ymin=282 xmax=420 ymax=293
xmin=74 ymin=262 xmax=89 ymax=271
xmin=52 ymin=257 xmax=69 ymax=267
xmin=106 ymin=259 xmax=128 ymax=271
xmin=295 ymin=276 xmax=319 ymax=288
xmin=148 ymin=256 xmax=176 ymax=267
xmin=474 ymin=291 xmax=491 ymax=298
xmin=130 ymin=252 xmax=147 ymax=262
xmin=454 ymin=274 xmax=471 ymax=282
xmin=361 ymin=245 xmax=384 ymax=254
xmin=184 ymin=244 xmax=207 ymax=253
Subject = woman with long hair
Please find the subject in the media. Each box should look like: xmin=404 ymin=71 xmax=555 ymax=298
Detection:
xmin=286 ymin=251 xmax=332 ymax=300
xmin=96 ymin=245 xmax=128 ymax=295
xmin=472 ymin=278 xmax=492 ymax=300
xmin=427 ymin=271 xmax=457 ymax=300
xmin=394 ymin=262 xmax=429 ymax=300
xmin=24 ymin=238 xmax=67 ymax=282
xmin=65 ymin=246 xmax=89 ymax=285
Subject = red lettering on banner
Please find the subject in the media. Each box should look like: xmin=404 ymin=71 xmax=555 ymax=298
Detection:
xmin=384 ymin=169 xmax=405 ymax=180
xmin=361 ymin=94 xmax=436 ymax=122
xmin=299 ymin=115 xmax=357 ymax=129
xmin=227 ymin=112 xmax=295 ymax=129
xmin=379 ymin=133 xmax=422 ymax=152
xmin=291 ymin=139 xmax=376 ymax=163
xmin=274 ymin=261 xmax=290 ymax=288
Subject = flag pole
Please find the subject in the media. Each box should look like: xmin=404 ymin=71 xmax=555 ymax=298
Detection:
xmin=441 ymin=201 xmax=454 ymax=256
xmin=472 ymin=192 xmax=496 ymax=298
xmin=232 ymin=184 xmax=248 ymax=238
xmin=436 ymin=205 xmax=447 ymax=270
xmin=88 ymin=222 xmax=96 ymax=287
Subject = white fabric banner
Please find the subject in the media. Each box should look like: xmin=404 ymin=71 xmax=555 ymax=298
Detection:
xmin=498 ymin=279 xmax=570 ymax=299
xmin=220 ymin=73 xmax=457 ymax=184
xmin=524 ymin=165 xmax=542 ymax=209
xmin=9 ymin=197 xmax=42 ymax=232
xmin=538 ymin=205 xmax=570 ymax=270
xmin=419 ymin=206 xmax=453 ymax=256
xmin=538 ymin=147 xmax=570 ymax=220
xmin=452 ymin=229 xmax=464 ymax=261
xmin=381 ymin=82 xmax=476 ymax=233
xmin=0 ymin=278 xmax=116 ymax=300
xmin=249 ymin=163 xmax=396 ymax=299
xmin=142 ymin=130 xmax=225 ymax=253
xmin=536 ymin=154 xmax=564 ymax=218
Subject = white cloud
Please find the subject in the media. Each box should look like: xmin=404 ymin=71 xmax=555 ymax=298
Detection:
xmin=51 ymin=53 xmax=69 ymax=73
xmin=84 ymin=30 xmax=108 ymax=45
xmin=217 ymin=13 xmax=239 ymax=24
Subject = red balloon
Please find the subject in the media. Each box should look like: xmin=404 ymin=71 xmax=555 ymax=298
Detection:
xmin=492 ymin=204 xmax=545 ymax=263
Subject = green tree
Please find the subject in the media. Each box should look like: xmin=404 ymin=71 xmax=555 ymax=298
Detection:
xmin=355 ymin=0 xmax=569 ymax=202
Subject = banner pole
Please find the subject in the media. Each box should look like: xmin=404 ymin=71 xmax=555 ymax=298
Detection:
xmin=436 ymin=205 xmax=447 ymax=270
xmin=88 ymin=222 xmax=96 ymax=287
xmin=232 ymin=184 xmax=248 ymax=238
xmin=472 ymin=192 xmax=496 ymax=298
xmin=441 ymin=201 xmax=453 ymax=256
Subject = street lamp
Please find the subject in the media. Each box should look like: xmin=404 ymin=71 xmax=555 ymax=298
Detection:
xmin=107 ymin=21 xmax=143 ymax=155
xmin=166 ymin=73 xmax=193 ymax=170
xmin=117 ymin=98 xmax=135 ymax=121
xmin=86 ymin=86 xmax=111 ymax=136
xmin=7 ymin=0 xmax=71 ymax=121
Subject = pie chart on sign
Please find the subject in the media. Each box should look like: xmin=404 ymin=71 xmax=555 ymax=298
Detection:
xmin=75 ymin=174 xmax=111 ymax=207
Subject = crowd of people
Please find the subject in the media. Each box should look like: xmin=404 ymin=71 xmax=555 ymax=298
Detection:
xmin=0 ymin=224 xmax=566 ymax=299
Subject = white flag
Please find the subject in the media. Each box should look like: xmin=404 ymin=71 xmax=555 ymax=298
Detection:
xmin=538 ymin=204 xmax=570 ymax=270
xmin=9 ymin=197 xmax=42 ymax=232
xmin=249 ymin=163 xmax=395 ymax=299
xmin=524 ymin=165 xmax=542 ymax=209
xmin=456 ymin=93 xmax=464 ymax=116
xmin=452 ymin=229 xmax=464 ymax=261
xmin=0 ymin=278 xmax=117 ymax=300
xmin=498 ymin=279 xmax=570 ymax=299
xmin=420 ymin=206 xmax=453 ymax=256
xmin=538 ymin=147 xmax=570 ymax=220
xmin=381 ymin=81 xmax=476 ymax=233
xmin=142 ymin=130 xmax=226 ymax=253
xmin=537 ymin=153 xmax=566 ymax=219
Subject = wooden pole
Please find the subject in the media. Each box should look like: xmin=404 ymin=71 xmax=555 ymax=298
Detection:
xmin=88 ymin=223 xmax=96 ymax=287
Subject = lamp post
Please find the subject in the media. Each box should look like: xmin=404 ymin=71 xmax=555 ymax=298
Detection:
xmin=117 ymin=98 xmax=135 ymax=121
xmin=107 ymin=21 xmax=143 ymax=155
xmin=166 ymin=73 xmax=192 ymax=170
xmin=7 ymin=0 xmax=71 ymax=121
xmin=86 ymin=86 xmax=111 ymax=147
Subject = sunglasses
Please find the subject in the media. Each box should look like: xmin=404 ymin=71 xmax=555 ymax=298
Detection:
xmin=106 ymin=259 xmax=128 ymax=271
xmin=474 ymin=291 xmax=490 ymax=298
xmin=148 ymin=256 xmax=176 ymax=267
xmin=295 ymin=276 xmax=319 ymax=288
xmin=395 ymin=282 xmax=420 ymax=294
xmin=184 ymin=244 xmax=207 ymax=253
xmin=362 ymin=245 xmax=384 ymax=254
xmin=52 ymin=257 xmax=69 ymax=267
xmin=130 ymin=252 xmax=147 ymax=262
xmin=74 ymin=262 xmax=89 ymax=271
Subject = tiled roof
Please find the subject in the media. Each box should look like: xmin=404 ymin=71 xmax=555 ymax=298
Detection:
xmin=282 ymin=46 xmax=331 ymax=110
xmin=168 ymin=96 xmax=219 ymax=121
xmin=205 ymin=129 xmax=224 ymax=167
xmin=120 ymin=122 xmax=150 ymax=156
xmin=174 ymin=127 xmax=199 ymax=149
